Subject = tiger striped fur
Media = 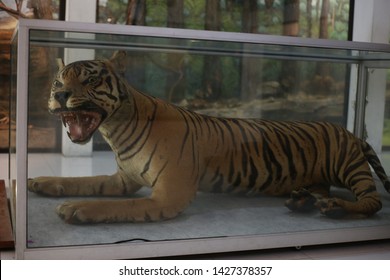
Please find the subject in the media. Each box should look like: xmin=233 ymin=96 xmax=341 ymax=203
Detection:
xmin=28 ymin=51 xmax=390 ymax=224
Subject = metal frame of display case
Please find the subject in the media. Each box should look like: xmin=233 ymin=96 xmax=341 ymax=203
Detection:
xmin=11 ymin=19 xmax=390 ymax=259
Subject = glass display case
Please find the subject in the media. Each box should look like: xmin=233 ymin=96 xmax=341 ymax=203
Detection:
xmin=9 ymin=19 xmax=390 ymax=259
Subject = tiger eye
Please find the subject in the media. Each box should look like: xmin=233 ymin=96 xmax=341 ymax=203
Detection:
xmin=53 ymin=80 xmax=63 ymax=88
xmin=88 ymin=76 xmax=99 ymax=84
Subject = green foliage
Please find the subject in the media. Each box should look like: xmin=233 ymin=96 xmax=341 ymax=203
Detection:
xmin=146 ymin=1 xmax=167 ymax=26
xmin=183 ymin=0 xmax=205 ymax=30
xmin=99 ymin=0 xmax=350 ymax=38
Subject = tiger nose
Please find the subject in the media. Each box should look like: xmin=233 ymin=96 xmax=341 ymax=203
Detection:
xmin=54 ymin=91 xmax=71 ymax=106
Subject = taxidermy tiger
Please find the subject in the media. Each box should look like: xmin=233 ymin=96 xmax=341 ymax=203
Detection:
xmin=28 ymin=51 xmax=390 ymax=224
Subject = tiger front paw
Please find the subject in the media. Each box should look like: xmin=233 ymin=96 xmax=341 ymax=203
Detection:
xmin=285 ymin=189 xmax=317 ymax=212
xmin=28 ymin=177 xmax=65 ymax=196
xmin=56 ymin=201 xmax=94 ymax=224
xmin=315 ymin=198 xmax=347 ymax=218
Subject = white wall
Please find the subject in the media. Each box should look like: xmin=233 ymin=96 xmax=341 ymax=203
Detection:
xmin=352 ymin=0 xmax=390 ymax=153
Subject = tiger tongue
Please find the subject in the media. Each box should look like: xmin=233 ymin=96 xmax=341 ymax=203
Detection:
xmin=62 ymin=112 xmax=95 ymax=143
xmin=67 ymin=121 xmax=86 ymax=142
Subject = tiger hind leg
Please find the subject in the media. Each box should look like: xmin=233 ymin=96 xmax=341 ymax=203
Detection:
xmin=285 ymin=184 xmax=330 ymax=212
xmin=316 ymin=180 xmax=382 ymax=219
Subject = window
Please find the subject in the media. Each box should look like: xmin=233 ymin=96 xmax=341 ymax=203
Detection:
xmin=97 ymin=0 xmax=352 ymax=40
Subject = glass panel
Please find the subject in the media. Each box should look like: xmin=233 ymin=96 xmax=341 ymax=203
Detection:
xmin=9 ymin=31 xmax=17 ymax=198
xmin=25 ymin=27 xmax=390 ymax=249
xmin=381 ymin=70 xmax=390 ymax=171
xmin=29 ymin=30 xmax=361 ymax=61
xmin=27 ymin=46 xmax=60 ymax=152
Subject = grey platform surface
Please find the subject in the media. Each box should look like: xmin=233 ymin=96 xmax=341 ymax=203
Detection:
xmin=27 ymin=184 xmax=390 ymax=248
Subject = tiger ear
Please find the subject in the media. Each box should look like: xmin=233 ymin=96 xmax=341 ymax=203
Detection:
xmin=109 ymin=51 xmax=127 ymax=74
xmin=56 ymin=58 xmax=65 ymax=71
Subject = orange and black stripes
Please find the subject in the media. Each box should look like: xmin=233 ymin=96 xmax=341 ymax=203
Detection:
xmin=60 ymin=60 xmax=390 ymax=200
xmin=48 ymin=55 xmax=390 ymax=222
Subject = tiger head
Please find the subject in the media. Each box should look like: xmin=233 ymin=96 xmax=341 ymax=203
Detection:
xmin=48 ymin=51 xmax=128 ymax=144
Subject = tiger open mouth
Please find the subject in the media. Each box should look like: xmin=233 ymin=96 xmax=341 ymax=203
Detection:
xmin=60 ymin=111 xmax=103 ymax=144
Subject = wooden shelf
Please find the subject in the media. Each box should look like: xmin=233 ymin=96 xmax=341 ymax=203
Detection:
xmin=0 ymin=180 xmax=14 ymax=249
